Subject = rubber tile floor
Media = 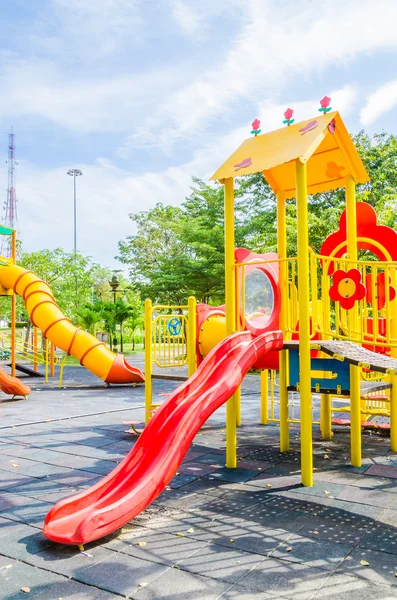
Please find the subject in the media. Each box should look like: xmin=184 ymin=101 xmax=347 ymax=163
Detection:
xmin=0 ymin=365 xmax=396 ymax=599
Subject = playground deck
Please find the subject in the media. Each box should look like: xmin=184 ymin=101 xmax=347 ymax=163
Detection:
xmin=0 ymin=365 xmax=396 ymax=599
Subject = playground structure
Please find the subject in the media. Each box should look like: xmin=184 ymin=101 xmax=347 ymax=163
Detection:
xmin=43 ymin=105 xmax=397 ymax=545
xmin=0 ymin=228 xmax=144 ymax=399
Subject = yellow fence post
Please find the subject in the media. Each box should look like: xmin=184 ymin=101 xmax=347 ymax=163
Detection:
xmin=33 ymin=327 xmax=38 ymax=373
xmin=260 ymin=370 xmax=269 ymax=425
xmin=390 ymin=270 xmax=397 ymax=452
xmin=187 ymin=296 xmax=197 ymax=378
xmin=277 ymin=190 xmax=289 ymax=451
xmin=224 ymin=177 xmax=237 ymax=468
xmin=144 ymin=299 xmax=153 ymax=424
xmin=296 ymin=159 xmax=313 ymax=487
xmin=11 ymin=230 xmax=16 ymax=377
xmin=45 ymin=338 xmax=49 ymax=383
xmin=346 ymin=175 xmax=362 ymax=466
xmin=50 ymin=342 xmax=55 ymax=377
xmin=320 ymin=394 xmax=332 ymax=440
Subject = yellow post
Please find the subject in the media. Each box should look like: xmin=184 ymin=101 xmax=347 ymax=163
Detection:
xmin=50 ymin=342 xmax=55 ymax=377
xmin=260 ymin=369 xmax=269 ymax=424
xmin=45 ymin=338 xmax=49 ymax=383
xmin=320 ymin=394 xmax=332 ymax=440
xmin=187 ymin=296 xmax=197 ymax=378
xmin=33 ymin=327 xmax=38 ymax=372
xmin=11 ymin=230 xmax=16 ymax=377
xmin=296 ymin=159 xmax=313 ymax=486
xmin=277 ymin=190 xmax=289 ymax=451
xmin=389 ymin=269 xmax=397 ymax=452
xmin=346 ymin=175 xmax=362 ymax=466
xmin=144 ymin=299 xmax=153 ymax=424
xmin=224 ymin=177 xmax=237 ymax=468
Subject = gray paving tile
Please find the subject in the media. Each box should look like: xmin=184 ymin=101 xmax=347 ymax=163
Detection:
xmin=0 ymin=519 xmax=51 ymax=560
xmin=74 ymin=551 xmax=169 ymax=596
xmin=271 ymin=532 xmax=352 ymax=570
xmin=131 ymin=566 xmax=231 ymax=599
xmin=219 ymin=583 xmax=285 ymax=599
xmin=25 ymin=543 xmax=116 ymax=578
xmin=211 ymin=524 xmax=292 ymax=556
xmin=237 ymin=557 xmax=327 ymax=598
xmin=0 ymin=494 xmax=53 ymax=527
xmin=178 ymin=462 xmax=219 ymax=476
xmin=208 ymin=468 xmax=259 ymax=483
xmin=377 ymin=508 xmax=397 ymax=526
xmin=337 ymin=486 xmax=397 ymax=508
xmin=358 ymin=524 xmax=397 ymax=555
xmin=337 ymin=547 xmax=397 ymax=588
xmin=0 ymin=558 xmax=117 ymax=599
xmin=312 ymin=571 xmax=397 ymax=599
xmin=173 ymin=543 xmax=265 ymax=584
xmin=107 ymin=527 xmax=207 ymax=566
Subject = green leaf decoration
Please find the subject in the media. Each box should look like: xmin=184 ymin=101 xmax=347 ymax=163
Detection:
xmin=318 ymin=107 xmax=325 ymax=113
xmin=289 ymin=119 xmax=295 ymax=124
xmin=250 ymin=129 xmax=256 ymax=134
xmin=251 ymin=129 xmax=261 ymax=135
xmin=325 ymin=107 xmax=332 ymax=113
xmin=283 ymin=119 xmax=288 ymax=124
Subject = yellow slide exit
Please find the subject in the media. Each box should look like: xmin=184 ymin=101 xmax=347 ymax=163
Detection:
xmin=0 ymin=264 xmax=144 ymax=385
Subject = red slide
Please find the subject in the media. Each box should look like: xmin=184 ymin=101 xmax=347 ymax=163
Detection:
xmin=43 ymin=330 xmax=283 ymax=546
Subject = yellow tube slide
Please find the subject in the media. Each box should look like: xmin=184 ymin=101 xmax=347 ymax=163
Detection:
xmin=0 ymin=265 xmax=144 ymax=385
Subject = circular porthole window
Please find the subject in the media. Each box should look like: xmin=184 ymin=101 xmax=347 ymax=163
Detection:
xmin=244 ymin=268 xmax=275 ymax=327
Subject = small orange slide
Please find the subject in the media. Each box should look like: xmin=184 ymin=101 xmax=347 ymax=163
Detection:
xmin=0 ymin=263 xmax=145 ymax=385
xmin=0 ymin=367 xmax=31 ymax=399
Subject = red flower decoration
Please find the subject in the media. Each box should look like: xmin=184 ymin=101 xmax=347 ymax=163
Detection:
xmin=365 ymin=272 xmax=396 ymax=310
xmin=329 ymin=269 xmax=366 ymax=310
xmin=283 ymin=107 xmax=294 ymax=126
xmin=320 ymin=96 xmax=331 ymax=108
xmin=319 ymin=95 xmax=332 ymax=114
xmin=251 ymin=119 xmax=261 ymax=136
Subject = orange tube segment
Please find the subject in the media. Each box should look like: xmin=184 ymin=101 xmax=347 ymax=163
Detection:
xmin=0 ymin=265 xmax=144 ymax=384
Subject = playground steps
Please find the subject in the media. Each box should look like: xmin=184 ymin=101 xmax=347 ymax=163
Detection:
xmin=9 ymin=363 xmax=44 ymax=377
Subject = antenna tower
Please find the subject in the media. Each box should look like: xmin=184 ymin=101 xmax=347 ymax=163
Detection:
xmin=2 ymin=127 xmax=17 ymax=256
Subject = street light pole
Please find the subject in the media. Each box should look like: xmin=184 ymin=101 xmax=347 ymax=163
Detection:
xmin=66 ymin=169 xmax=83 ymax=254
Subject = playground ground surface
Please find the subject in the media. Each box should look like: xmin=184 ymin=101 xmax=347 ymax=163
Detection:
xmin=0 ymin=359 xmax=396 ymax=599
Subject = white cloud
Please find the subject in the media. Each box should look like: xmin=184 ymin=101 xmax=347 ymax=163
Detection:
xmin=126 ymin=0 xmax=397 ymax=152
xmin=360 ymin=80 xmax=397 ymax=126
xmin=171 ymin=1 xmax=200 ymax=35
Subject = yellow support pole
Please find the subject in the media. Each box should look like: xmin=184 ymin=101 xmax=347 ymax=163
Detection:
xmin=33 ymin=327 xmax=38 ymax=372
xmin=224 ymin=177 xmax=237 ymax=468
xmin=144 ymin=299 xmax=153 ymax=424
xmin=260 ymin=369 xmax=269 ymax=424
xmin=277 ymin=190 xmax=289 ymax=451
xmin=296 ymin=159 xmax=313 ymax=487
xmin=45 ymin=338 xmax=49 ymax=383
xmin=11 ymin=230 xmax=16 ymax=377
xmin=389 ymin=269 xmax=397 ymax=452
xmin=346 ymin=175 xmax=362 ymax=466
xmin=320 ymin=394 xmax=332 ymax=440
xmin=50 ymin=342 xmax=55 ymax=377
xmin=187 ymin=296 xmax=197 ymax=378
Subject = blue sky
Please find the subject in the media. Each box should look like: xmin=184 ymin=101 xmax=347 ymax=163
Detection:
xmin=1 ymin=0 xmax=397 ymax=269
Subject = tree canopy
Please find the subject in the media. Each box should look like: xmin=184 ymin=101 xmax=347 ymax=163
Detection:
xmin=117 ymin=131 xmax=397 ymax=305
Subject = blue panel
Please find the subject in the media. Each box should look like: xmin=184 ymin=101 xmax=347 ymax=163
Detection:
xmin=288 ymin=349 xmax=350 ymax=393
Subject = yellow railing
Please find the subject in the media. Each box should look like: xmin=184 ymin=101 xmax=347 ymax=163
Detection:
xmin=144 ymin=297 xmax=197 ymax=423
xmin=237 ymin=253 xmax=397 ymax=350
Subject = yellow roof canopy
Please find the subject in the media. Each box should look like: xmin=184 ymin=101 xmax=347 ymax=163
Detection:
xmin=210 ymin=112 xmax=369 ymax=198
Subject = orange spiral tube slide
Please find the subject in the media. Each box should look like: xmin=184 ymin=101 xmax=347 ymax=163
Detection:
xmin=0 ymin=265 xmax=145 ymax=385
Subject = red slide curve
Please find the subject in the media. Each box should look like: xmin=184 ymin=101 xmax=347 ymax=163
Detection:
xmin=43 ymin=330 xmax=283 ymax=546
